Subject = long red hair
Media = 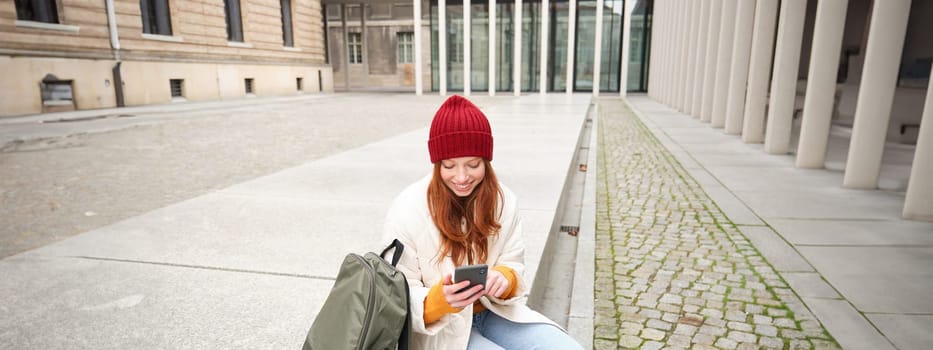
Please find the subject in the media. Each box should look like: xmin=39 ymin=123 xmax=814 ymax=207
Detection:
xmin=427 ymin=159 xmax=503 ymax=266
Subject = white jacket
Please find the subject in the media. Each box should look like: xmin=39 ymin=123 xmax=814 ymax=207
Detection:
xmin=382 ymin=175 xmax=558 ymax=350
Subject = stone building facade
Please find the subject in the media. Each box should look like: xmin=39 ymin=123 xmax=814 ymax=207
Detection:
xmin=1 ymin=0 xmax=333 ymax=117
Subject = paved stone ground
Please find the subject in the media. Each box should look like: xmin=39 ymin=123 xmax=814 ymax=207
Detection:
xmin=0 ymin=94 xmax=446 ymax=258
xmin=593 ymin=99 xmax=842 ymax=350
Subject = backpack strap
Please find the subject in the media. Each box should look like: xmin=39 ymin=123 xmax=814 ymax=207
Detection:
xmin=398 ymin=277 xmax=412 ymax=350
xmin=380 ymin=239 xmax=411 ymax=350
xmin=380 ymin=239 xmax=405 ymax=266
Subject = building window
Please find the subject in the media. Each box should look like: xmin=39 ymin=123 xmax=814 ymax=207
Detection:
xmin=169 ymin=79 xmax=184 ymax=98
xmin=15 ymin=0 xmax=59 ymax=23
xmin=448 ymin=25 xmax=463 ymax=64
xmin=224 ymin=0 xmax=243 ymax=42
xmin=280 ymin=0 xmax=294 ymax=47
xmin=296 ymin=77 xmax=303 ymax=91
xmin=348 ymin=32 xmax=363 ymax=64
xmin=244 ymin=78 xmax=254 ymax=94
xmin=40 ymin=75 xmax=73 ymax=106
xmin=140 ymin=0 xmax=172 ymax=36
xmin=318 ymin=70 xmax=323 ymax=91
xmin=397 ymin=32 xmax=414 ymax=64
xmin=321 ymin=5 xmax=329 ymax=64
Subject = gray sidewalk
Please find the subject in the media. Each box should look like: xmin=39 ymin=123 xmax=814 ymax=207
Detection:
xmin=0 ymin=94 xmax=591 ymax=348
xmin=625 ymin=95 xmax=933 ymax=350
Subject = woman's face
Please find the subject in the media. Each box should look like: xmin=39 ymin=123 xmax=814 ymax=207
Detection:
xmin=439 ymin=156 xmax=486 ymax=197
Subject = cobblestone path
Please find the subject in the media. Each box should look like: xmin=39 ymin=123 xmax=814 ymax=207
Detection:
xmin=593 ymin=99 xmax=841 ymax=350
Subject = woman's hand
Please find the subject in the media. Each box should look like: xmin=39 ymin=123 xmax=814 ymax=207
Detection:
xmin=441 ymin=273 xmax=485 ymax=308
xmin=484 ymin=268 xmax=510 ymax=298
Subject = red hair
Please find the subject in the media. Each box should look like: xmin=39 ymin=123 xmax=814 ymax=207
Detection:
xmin=426 ymin=159 xmax=503 ymax=266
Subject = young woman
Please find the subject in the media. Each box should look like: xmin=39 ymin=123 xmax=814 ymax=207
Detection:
xmin=382 ymin=95 xmax=583 ymax=350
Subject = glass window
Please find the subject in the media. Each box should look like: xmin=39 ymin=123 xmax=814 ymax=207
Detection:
xmin=15 ymin=0 xmax=59 ymax=23
xmin=493 ymin=2 xmax=516 ymax=92
xmin=427 ymin=0 xmax=642 ymax=93
xmin=550 ymin=0 xmax=570 ymax=91
xmin=627 ymin=0 xmax=651 ymax=92
xmin=398 ymin=32 xmax=414 ymax=63
xmin=471 ymin=4 xmax=488 ymax=91
xmin=169 ymin=79 xmax=184 ymax=98
xmin=573 ymin=0 xmax=624 ymax=92
xmin=41 ymin=81 xmax=73 ymax=103
xmin=575 ymin=0 xmax=596 ymax=91
xmin=224 ymin=0 xmax=244 ymax=42
xmin=431 ymin=5 xmax=439 ymax=90
xmin=521 ymin=1 xmax=540 ymax=92
xmin=599 ymin=0 xmax=624 ymax=92
xmin=140 ymin=0 xmax=172 ymax=36
xmin=281 ymin=0 xmax=294 ymax=47
xmin=446 ymin=4 xmax=464 ymax=90
xmin=348 ymin=32 xmax=363 ymax=64
xmin=449 ymin=20 xmax=463 ymax=64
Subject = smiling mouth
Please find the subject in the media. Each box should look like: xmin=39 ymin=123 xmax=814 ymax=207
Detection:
xmin=453 ymin=183 xmax=472 ymax=192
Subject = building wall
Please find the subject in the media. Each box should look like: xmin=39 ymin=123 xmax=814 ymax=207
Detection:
xmin=326 ymin=1 xmax=427 ymax=91
xmin=0 ymin=0 xmax=333 ymax=117
xmin=0 ymin=0 xmax=113 ymax=56
xmin=0 ymin=56 xmax=118 ymax=116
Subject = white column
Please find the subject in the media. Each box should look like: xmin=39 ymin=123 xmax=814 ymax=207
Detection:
xmin=489 ymin=0 xmax=496 ymax=96
xmin=566 ymin=0 xmax=577 ymax=94
xmin=741 ymin=0 xmax=778 ymax=143
xmin=666 ymin=0 xmax=677 ymax=104
xmin=723 ymin=0 xmax=756 ymax=134
xmin=361 ymin=4 xmax=369 ymax=86
xmin=463 ymin=0 xmax=471 ymax=96
xmin=763 ymin=0 xmax=806 ymax=154
xmin=843 ymin=0 xmax=912 ymax=189
xmin=414 ymin=0 xmax=423 ymax=95
xmin=661 ymin=0 xmax=674 ymax=105
xmin=514 ymin=0 xmax=522 ymax=96
xmin=592 ymin=0 xmax=604 ymax=97
xmin=711 ymin=0 xmax=737 ymax=128
xmin=700 ymin=0 xmax=722 ymax=122
xmin=678 ymin=0 xmax=692 ymax=110
xmin=619 ymin=0 xmax=634 ymax=97
xmin=341 ymin=4 xmax=350 ymax=91
xmin=690 ymin=0 xmax=711 ymax=117
xmin=904 ymin=72 xmax=933 ymax=220
xmin=677 ymin=0 xmax=697 ymax=109
xmin=539 ymin=0 xmax=548 ymax=94
xmin=439 ymin=0 xmax=447 ymax=95
xmin=682 ymin=0 xmax=699 ymax=108
xmin=671 ymin=0 xmax=685 ymax=109
xmin=796 ymin=0 xmax=848 ymax=168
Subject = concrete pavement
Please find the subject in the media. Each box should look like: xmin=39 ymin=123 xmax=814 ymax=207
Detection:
xmin=2 ymin=92 xmax=930 ymax=349
xmin=0 ymin=93 xmax=592 ymax=348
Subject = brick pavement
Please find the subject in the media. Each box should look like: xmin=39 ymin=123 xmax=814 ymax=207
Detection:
xmin=593 ymin=99 xmax=841 ymax=350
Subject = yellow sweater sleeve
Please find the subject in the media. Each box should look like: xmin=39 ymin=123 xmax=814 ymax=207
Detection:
xmin=423 ymin=282 xmax=462 ymax=324
xmin=493 ymin=265 xmax=520 ymax=300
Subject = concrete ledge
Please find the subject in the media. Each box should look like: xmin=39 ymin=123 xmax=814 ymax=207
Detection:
xmin=738 ymin=226 xmax=814 ymax=272
xmin=567 ymin=102 xmax=598 ymax=349
xmin=806 ymin=298 xmax=896 ymax=350
xmin=783 ymin=272 xmax=841 ymax=299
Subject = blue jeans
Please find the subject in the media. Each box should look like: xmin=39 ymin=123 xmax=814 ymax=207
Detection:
xmin=467 ymin=311 xmax=584 ymax=350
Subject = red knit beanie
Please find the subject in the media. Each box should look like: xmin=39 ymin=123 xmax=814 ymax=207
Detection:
xmin=428 ymin=95 xmax=493 ymax=163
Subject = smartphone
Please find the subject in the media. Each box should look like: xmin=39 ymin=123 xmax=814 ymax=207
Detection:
xmin=454 ymin=264 xmax=488 ymax=293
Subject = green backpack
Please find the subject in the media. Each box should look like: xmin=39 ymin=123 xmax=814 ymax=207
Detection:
xmin=302 ymin=239 xmax=411 ymax=350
